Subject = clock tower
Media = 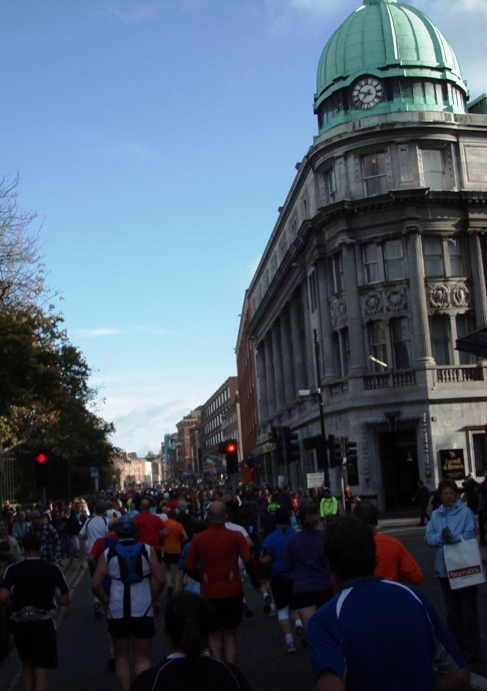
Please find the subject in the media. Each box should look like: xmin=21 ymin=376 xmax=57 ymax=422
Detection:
xmin=314 ymin=0 xmax=468 ymax=135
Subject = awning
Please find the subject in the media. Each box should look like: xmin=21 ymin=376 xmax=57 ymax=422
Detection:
xmin=456 ymin=323 xmax=487 ymax=357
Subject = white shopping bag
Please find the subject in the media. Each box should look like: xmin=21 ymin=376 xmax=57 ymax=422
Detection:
xmin=443 ymin=538 xmax=486 ymax=590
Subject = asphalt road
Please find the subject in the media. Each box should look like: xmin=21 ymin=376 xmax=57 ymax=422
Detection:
xmin=1 ymin=520 xmax=487 ymax=690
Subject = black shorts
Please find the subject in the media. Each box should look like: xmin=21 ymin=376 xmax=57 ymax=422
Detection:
xmin=208 ymin=594 xmax=243 ymax=631
xmin=12 ymin=620 xmax=58 ymax=669
xmin=291 ymin=589 xmax=334 ymax=611
xmin=162 ymin=553 xmax=180 ymax=567
xmin=256 ymin=561 xmax=272 ymax=581
xmin=270 ymin=573 xmax=294 ymax=611
xmin=107 ymin=616 xmax=156 ymax=639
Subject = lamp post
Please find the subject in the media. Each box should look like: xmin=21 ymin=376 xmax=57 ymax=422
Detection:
xmin=314 ymin=329 xmax=330 ymax=487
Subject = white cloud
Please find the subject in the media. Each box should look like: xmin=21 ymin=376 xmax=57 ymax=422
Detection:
xmin=70 ymin=325 xmax=178 ymax=339
xmin=72 ymin=327 xmax=122 ymax=338
xmin=102 ymin=4 xmax=163 ymax=25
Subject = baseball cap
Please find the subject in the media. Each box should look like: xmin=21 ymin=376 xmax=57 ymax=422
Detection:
xmin=115 ymin=515 xmax=136 ymax=537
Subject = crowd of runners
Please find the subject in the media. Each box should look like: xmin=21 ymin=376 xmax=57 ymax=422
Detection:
xmin=0 ymin=480 xmax=477 ymax=690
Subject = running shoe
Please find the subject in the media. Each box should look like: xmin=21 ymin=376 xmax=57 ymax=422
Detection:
xmin=283 ymin=642 xmax=298 ymax=653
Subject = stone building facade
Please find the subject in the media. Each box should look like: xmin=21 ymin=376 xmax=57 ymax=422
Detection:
xmin=242 ymin=0 xmax=487 ymax=508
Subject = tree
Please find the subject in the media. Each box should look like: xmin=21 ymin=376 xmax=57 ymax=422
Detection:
xmin=0 ymin=173 xmax=48 ymax=309
xmin=0 ymin=175 xmax=116 ymax=493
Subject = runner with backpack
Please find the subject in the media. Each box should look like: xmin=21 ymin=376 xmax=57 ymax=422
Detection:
xmin=92 ymin=515 xmax=165 ymax=691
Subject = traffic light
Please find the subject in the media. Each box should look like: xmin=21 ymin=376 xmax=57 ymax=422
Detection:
xmin=35 ymin=450 xmax=50 ymax=487
xmin=345 ymin=439 xmax=359 ymax=484
xmin=327 ymin=435 xmax=343 ymax=468
xmin=283 ymin=427 xmax=300 ymax=464
xmin=346 ymin=439 xmax=358 ymax=464
xmin=224 ymin=440 xmax=239 ymax=475
xmin=271 ymin=427 xmax=285 ymax=465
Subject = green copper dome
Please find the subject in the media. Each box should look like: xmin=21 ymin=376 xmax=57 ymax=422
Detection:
xmin=314 ymin=0 xmax=468 ymax=129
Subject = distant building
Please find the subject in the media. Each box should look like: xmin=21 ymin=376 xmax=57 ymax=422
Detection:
xmin=200 ymin=377 xmax=239 ymax=477
xmin=236 ymin=292 xmax=259 ymax=459
xmin=176 ymin=408 xmax=202 ymax=482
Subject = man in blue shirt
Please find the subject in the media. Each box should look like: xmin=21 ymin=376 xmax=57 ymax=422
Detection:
xmin=307 ymin=516 xmax=470 ymax=691
xmin=261 ymin=508 xmax=304 ymax=653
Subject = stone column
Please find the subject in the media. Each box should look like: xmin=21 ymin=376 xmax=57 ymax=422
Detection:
xmin=264 ymin=334 xmax=276 ymax=417
xmin=404 ymin=224 xmax=435 ymax=365
xmin=468 ymin=231 xmax=487 ymax=327
xmin=255 ymin=345 xmax=268 ymax=421
xmin=272 ymin=319 xmax=285 ymax=410
xmin=290 ymin=288 xmax=307 ymax=391
xmin=340 ymin=239 xmax=367 ymax=375
xmin=281 ymin=306 xmax=296 ymax=404
xmin=316 ymin=258 xmax=335 ymax=380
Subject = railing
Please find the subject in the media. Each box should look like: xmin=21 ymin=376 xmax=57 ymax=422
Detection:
xmin=326 ymin=365 xmax=484 ymax=395
xmin=436 ymin=366 xmax=484 ymax=383
xmin=364 ymin=370 xmax=417 ymax=390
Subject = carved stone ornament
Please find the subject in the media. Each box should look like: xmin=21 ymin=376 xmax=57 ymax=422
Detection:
xmin=428 ymin=282 xmax=470 ymax=309
xmin=450 ymin=283 xmax=470 ymax=308
xmin=385 ymin=287 xmax=407 ymax=312
xmin=330 ymin=297 xmax=347 ymax=328
xmin=364 ymin=291 xmax=383 ymax=315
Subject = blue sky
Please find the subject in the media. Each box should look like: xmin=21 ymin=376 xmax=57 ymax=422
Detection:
xmin=1 ymin=0 xmax=485 ymax=456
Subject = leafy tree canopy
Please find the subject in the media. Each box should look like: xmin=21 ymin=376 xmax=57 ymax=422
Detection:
xmin=0 ymin=174 xmax=116 ymax=481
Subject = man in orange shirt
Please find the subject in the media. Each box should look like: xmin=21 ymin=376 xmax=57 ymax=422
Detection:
xmin=185 ymin=501 xmax=258 ymax=664
xmin=353 ymin=501 xmax=423 ymax=584
xmin=161 ymin=509 xmax=188 ymax=597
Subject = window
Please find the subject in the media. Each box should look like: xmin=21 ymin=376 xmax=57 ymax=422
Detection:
xmin=308 ymin=269 xmax=318 ymax=313
xmin=329 ymin=252 xmax=343 ymax=294
xmin=363 ymin=243 xmax=380 ymax=283
xmin=423 ymin=237 xmax=443 ymax=277
xmin=431 ymin=314 xmax=451 ymax=365
xmin=456 ymin=314 xmax=475 ymax=365
xmin=422 ymin=149 xmax=445 ymax=190
xmin=384 ymin=240 xmax=405 ymax=281
xmin=363 ymin=152 xmax=387 ymax=196
xmin=368 ymin=321 xmax=387 ymax=371
xmin=363 ymin=239 xmax=405 ymax=284
xmin=448 ymin=238 xmax=462 ymax=276
xmin=390 ymin=318 xmax=411 ymax=369
xmin=423 ymin=236 xmax=463 ymax=278
xmin=324 ymin=167 xmax=336 ymax=201
xmin=332 ymin=328 xmax=350 ymax=378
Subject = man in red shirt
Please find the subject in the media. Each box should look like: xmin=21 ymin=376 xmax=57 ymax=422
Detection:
xmin=133 ymin=500 xmax=166 ymax=563
xmin=185 ymin=501 xmax=257 ymax=664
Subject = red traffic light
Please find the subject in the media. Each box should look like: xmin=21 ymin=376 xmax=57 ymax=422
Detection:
xmin=36 ymin=452 xmax=48 ymax=464
xmin=226 ymin=442 xmax=237 ymax=454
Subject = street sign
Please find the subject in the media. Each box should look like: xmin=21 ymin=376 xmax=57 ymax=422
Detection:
xmin=307 ymin=472 xmax=325 ymax=489
xmin=91 ymin=467 xmax=99 ymax=478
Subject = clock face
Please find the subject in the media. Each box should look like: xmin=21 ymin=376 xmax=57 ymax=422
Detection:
xmin=351 ymin=77 xmax=384 ymax=110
